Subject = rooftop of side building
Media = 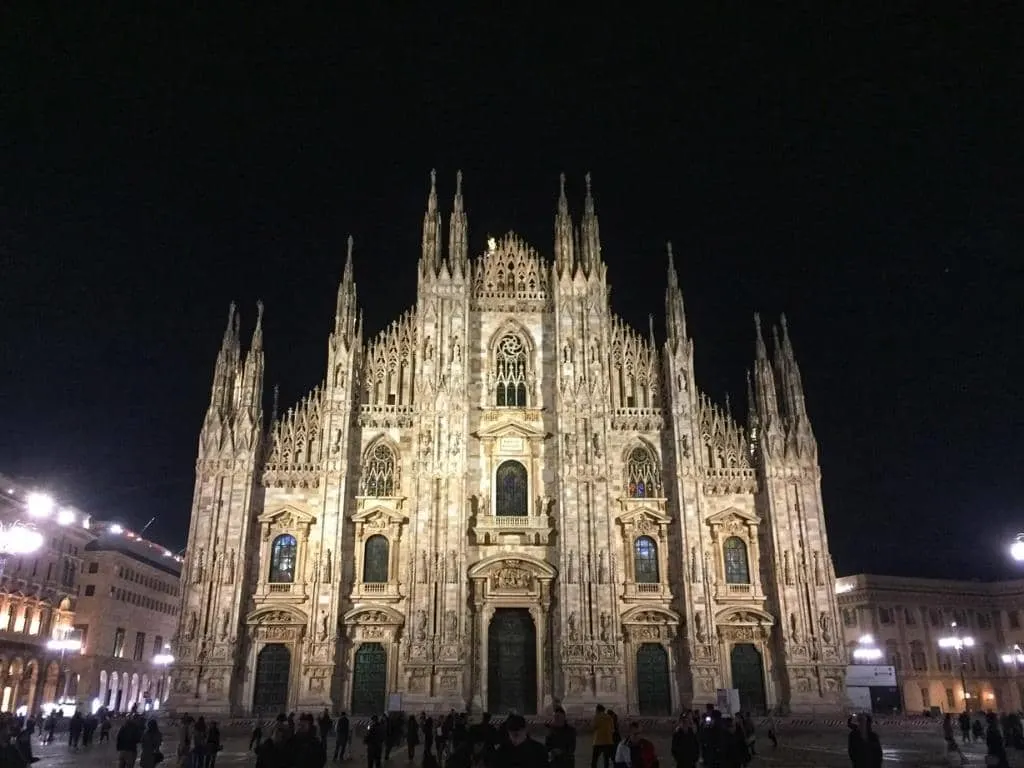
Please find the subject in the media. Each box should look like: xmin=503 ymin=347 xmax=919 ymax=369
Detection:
xmin=836 ymin=572 xmax=1024 ymax=599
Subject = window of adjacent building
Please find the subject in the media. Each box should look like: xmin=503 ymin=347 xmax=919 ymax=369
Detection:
xmin=904 ymin=607 xmax=916 ymax=625
xmin=984 ymin=644 xmax=1000 ymax=673
xmin=268 ymin=534 xmax=298 ymax=583
xmin=946 ymin=688 xmax=955 ymax=710
xmin=977 ymin=612 xmax=992 ymax=630
xmin=886 ymin=640 xmax=902 ymax=670
xmin=910 ymin=641 xmax=928 ymax=671
xmin=113 ymin=628 xmax=126 ymax=658
xmin=84 ymin=585 xmax=95 ymax=596
xmin=878 ymin=607 xmax=893 ymax=625
xmin=965 ymin=653 xmax=977 ymax=673
xmin=723 ymin=538 xmax=750 ymax=585
xmin=74 ymin=624 xmax=88 ymax=651
xmin=842 ymin=608 xmax=857 ymax=628
xmin=929 ymin=609 xmax=942 ymax=627
xmin=1011 ymin=611 xmax=1022 ymax=629
xmin=633 ymin=536 xmax=659 ymax=583
xmin=625 ymin=446 xmax=661 ymax=498
xmin=133 ymin=632 xmax=146 ymax=661
xmin=88 ymin=562 xmax=98 ymax=574
xmin=494 ymin=334 xmax=528 ymax=407
xmin=361 ymin=443 xmax=397 ymax=497
xmin=921 ymin=687 xmax=930 ymax=708
xmin=362 ymin=535 xmax=390 ymax=584
xmin=495 ymin=461 xmax=528 ymax=517
xmin=153 ymin=635 xmax=163 ymax=657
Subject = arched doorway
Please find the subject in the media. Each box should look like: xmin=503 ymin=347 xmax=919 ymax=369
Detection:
xmin=636 ymin=643 xmax=671 ymax=715
xmin=351 ymin=643 xmax=387 ymax=715
xmin=488 ymin=608 xmax=537 ymax=714
xmin=730 ymin=643 xmax=767 ymax=714
xmin=253 ymin=644 xmax=291 ymax=715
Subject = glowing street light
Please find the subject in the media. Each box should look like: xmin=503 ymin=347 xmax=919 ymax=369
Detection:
xmin=0 ymin=522 xmax=45 ymax=580
xmin=1001 ymin=644 xmax=1024 ymax=667
xmin=153 ymin=646 xmax=174 ymax=704
xmin=48 ymin=629 xmax=83 ymax=704
xmin=853 ymin=634 xmax=884 ymax=662
xmin=1011 ymin=534 xmax=1024 ymax=563
xmin=26 ymin=492 xmax=55 ymax=518
xmin=939 ymin=621 xmax=975 ymax=712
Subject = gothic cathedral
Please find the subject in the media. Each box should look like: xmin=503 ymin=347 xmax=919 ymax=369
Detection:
xmin=170 ymin=172 xmax=846 ymax=717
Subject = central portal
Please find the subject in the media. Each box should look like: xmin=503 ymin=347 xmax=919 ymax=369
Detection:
xmin=487 ymin=608 xmax=537 ymax=715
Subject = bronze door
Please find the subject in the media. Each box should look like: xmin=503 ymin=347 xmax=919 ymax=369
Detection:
xmin=488 ymin=608 xmax=537 ymax=715
xmin=351 ymin=642 xmax=388 ymax=715
xmin=253 ymin=643 xmax=291 ymax=715
xmin=636 ymin=643 xmax=671 ymax=715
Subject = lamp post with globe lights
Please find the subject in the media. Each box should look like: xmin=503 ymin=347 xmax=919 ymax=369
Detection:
xmin=1011 ymin=534 xmax=1024 ymax=563
xmin=153 ymin=647 xmax=174 ymax=707
xmin=47 ymin=626 xmax=83 ymax=705
xmin=939 ymin=621 xmax=975 ymax=712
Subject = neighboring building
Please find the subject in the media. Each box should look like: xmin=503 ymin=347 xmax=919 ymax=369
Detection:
xmin=0 ymin=474 xmax=183 ymax=715
xmin=72 ymin=522 xmax=182 ymax=713
xmin=0 ymin=476 xmax=92 ymax=713
xmin=837 ymin=573 xmax=1024 ymax=713
xmin=171 ymin=173 xmax=846 ymax=717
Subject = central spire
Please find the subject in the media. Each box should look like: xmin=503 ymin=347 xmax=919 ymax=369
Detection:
xmin=420 ymin=169 xmax=442 ymax=276
xmin=579 ymin=172 xmax=601 ymax=276
xmin=448 ymin=170 xmax=468 ymax=277
xmin=554 ymin=172 xmax=575 ymax=276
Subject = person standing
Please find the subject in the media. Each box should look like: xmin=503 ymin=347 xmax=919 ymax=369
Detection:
xmin=545 ymin=708 xmax=576 ymax=768
xmin=846 ymin=714 xmax=882 ymax=768
xmin=985 ymin=712 xmax=1010 ymax=768
xmin=670 ymin=714 xmax=699 ymax=768
xmin=406 ymin=714 xmax=420 ymax=762
xmin=139 ymin=720 xmax=163 ymax=768
xmin=334 ymin=712 xmax=350 ymax=762
xmin=591 ymin=705 xmax=615 ymax=768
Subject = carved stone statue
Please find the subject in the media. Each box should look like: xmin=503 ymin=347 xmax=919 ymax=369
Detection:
xmin=790 ymin=613 xmax=801 ymax=641
xmin=694 ymin=611 xmax=705 ymax=642
xmin=416 ymin=610 xmax=428 ymax=641
xmin=813 ymin=551 xmax=823 ymax=586
xmin=320 ymin=610 xmax=330 ymax=640
xmin=819 ymin=612 xmax=833 ymax=643
xmin=599 ymin=612 xmax=610 ymax=642
xmin=567 ymin=612 xmax=580 ymax=642
xmin=704 ymin=551 xmax=715 ymax=584
xmin=193 ymin=549 xmax=205 ymax=584
xmin=691 ymin=547 xmax=700 ymax=582
xmin=566 ymin=551 xmax=576 ymax=584
xmin=447 ymin=551 xmax=458 ymax=584
xmin=225 ymin=549 xmax=236 ymax=584
xmin=445 ymin=610 xmax=457 ymax=639
xmin=220 ymin=609 xmax=230 ymax=640
xmin=323 ymin=549 xmax=332 ymax=582
xmin=187 ymin=610 xmax=197 ymax=639
xmin=592 ymin=432 xmax=602 ymax=458
xmin=783 ymin=551 xmax=793 ymax=585
xmin=598 ymin=550 xmax=608 ymax=584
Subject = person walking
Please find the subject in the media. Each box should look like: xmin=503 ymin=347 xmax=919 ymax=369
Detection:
xmin=591 ymin=705 xmax=615 ymax=768
xmin=139 ymin=720 xmax=163 ymax=768
xmin=846 ymin=713 xmax=882 ymax=768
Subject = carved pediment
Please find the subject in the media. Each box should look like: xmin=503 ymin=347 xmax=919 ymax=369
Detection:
xmin=474 ymin=417 xmax=549 ymax=442
xmin=258 ymin=505 xmax=317 ymax=528
xmin=705 ymin=506 xmax=761 ymax=528
xmin=715 ymin=607 xmax=775 ymax=626
xmin=343 ymin=605 xmax=405 ymax=625
xmin=246 ymin=607 xmax=308 ymax=625
xmin=621 ymin=606 xmax=680 ymax=624
xmin=616 ymin=505 xmax=672 ymax=526
xmin=351 ymin=505 xmax=408 ymax=526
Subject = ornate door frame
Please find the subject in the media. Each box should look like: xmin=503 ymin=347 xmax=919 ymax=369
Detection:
xmin=621 ymin=606 xmax=682 ymax=715
xmin=714 ymin=607 xmax=777 ymax=712
xmin=467 ymin=554 xmax=556 ymax=713
xmin=242 ymin=607 xmax=308 ymax=714
xmin=341 ymin=606 xmax=405 ymax=713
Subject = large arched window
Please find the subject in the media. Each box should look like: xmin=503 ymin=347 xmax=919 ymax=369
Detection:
xmin=634 ymin=536 xmax=659 ymax=583
xmin=723 ymin=537 xmax=750 ymax=584
xmin=362 ymin=443 xmax=398 ymax=497
xmin=495 ymin=460 xmax=528 ymax=517
xmin=495 ymin=334 xmax=528 ymax=407
xmin=362 ymin=535 xmax=390 ymax=583
xmin=269 ymin=534 xmax=298 ymax=583
xmin=626 ymin=446 xmax=661 ymax=498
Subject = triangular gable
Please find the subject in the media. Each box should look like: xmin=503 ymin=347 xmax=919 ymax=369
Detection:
xmin=475 ymin=418 xmax=548 ymax=441
xmin=714 ymin=606 xmax=775 ymax=625
xmin=617 ymin=505 xmax=672 ymax=526
xmin=351 ymin=505 xmax=408 ymax=525
xmin=705 ymin=506 xmax=761 ymax=527
xmin=257 ymin=504 xmax=317 ymax=526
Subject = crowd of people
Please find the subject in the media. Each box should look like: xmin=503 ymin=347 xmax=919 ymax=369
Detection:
xmin=241 ymin=703 xmax=765 ymax=768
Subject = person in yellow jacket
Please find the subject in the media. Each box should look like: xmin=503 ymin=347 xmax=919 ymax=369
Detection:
xmin=592 ymin=704 xmax=616 ymax=768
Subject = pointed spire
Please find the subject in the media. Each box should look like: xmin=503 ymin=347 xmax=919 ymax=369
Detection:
xmin=780 ymin=312 xmax=795 ymax=358
xmin=334 ymin=235 xmax=358 ymax=342
xmin=251 ymin=300 xmax=264 ymax=351
xmin=271 ymin=383 xmax=280 ymax=423
xmin=754 ymin=313 xmax=767 ymax=360
xmin=773 ymin=314 xmax=809 ymax=423
xmin=420 ymin=168 xmax=442 ymax=276
xmin=554 ymin=172 xmax=575 ymax=277
xmin=579 ymin=172 xmax=601 ymax=275
xmin=665 ymin=242 xmax=688 ymax=346
xmin=746 ymin=370 xmax=757 ymax=425
xmin=648 ymin=314 xmax=656 ymax=348
xmin=752 ymin=312 xmax=780 ymax=427
xmin=222 ymin=302 xmax=237 ymax=349
xmin=448 ymin=170 xmax=468 ymax=275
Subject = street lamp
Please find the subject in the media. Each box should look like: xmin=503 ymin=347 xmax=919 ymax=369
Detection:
xmin=853 ymin=634 xmax=884 ymax=662
xmin=0 ymin=521 xmax=45 ymax=579
xmin=1000 ymin=645 xmax=1024 ymax=667
xmin=1011 ymin=534 xmax=1024 ymax=563
xmin=153 ymin=647 xmax=174 ymax=706
xmin=939 ymin=621 xmax=975 ymax=712
xmin=47 ymin=628 xmax=83 ymax=704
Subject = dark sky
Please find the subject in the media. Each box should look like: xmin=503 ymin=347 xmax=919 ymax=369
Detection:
xmin=2 ymin=8 xmax=1021 ymax=579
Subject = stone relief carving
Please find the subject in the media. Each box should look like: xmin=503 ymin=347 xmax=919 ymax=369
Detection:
xmin=193 ymin=549 xmax=205 ymax=584
xmin=819 ymin=612 xmax=833 ymax=644
xmin=491 ymin=561 xmax=532 ymax=590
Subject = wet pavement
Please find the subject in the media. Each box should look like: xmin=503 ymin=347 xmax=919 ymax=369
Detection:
xmin=24 ymin=726 xmax=1024 ymax=767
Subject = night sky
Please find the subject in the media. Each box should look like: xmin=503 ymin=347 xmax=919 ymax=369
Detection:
xmin=2 ymin=9 xmax=1020 ymax=579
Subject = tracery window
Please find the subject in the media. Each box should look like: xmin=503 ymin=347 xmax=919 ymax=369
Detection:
xmin=362 ymin=535 xmax=390 ymax=584
xmin=634 ymin=536 xmax=659 ymax=583
xmin=495 ymin=334 xmax=528 ymax=407
xmin=268 ymin=534 xmax=297 ymax=583
xmin=625 ymin=446 xmax=661 ymax=498
xmin=361 ymin=443 xmax=397 ymax=497
xmin=723 ymin=537 xmax=750 ymax=584
xmin=495 ymin=461 xmax=528 ymax=517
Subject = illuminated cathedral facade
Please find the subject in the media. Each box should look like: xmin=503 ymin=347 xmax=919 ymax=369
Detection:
xmin=169 ymin=172 xmax=846 ymax=717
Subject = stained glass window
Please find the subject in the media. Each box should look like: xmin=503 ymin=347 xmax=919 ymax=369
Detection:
xmin=362 ymin=443 xmax=397 ymax=497
xmin=723 ymin=537 xmax=750 ymax=584
xmin=269 ymin=534 xmax=297 ymax=583
xmin=495 ymin=334 xmax=528 ymax=407
xmin=363 ymin=535 xmax=390 ymax=584
xmin=626 ymin=446 xmax=661 ymax=498
xmin=495 ymin=460 xmax=528 ymax=517
xmin=634 ymin=536 xmax=659 ymax=583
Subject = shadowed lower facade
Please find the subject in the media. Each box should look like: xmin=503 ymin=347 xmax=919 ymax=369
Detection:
xmin=169 ymin=173 xmax=846 ymax=717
